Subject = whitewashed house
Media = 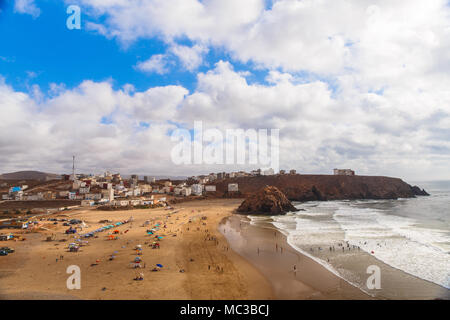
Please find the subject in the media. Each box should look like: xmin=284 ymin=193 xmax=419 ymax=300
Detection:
xmin=191 ymin=184 xmax=203 ymax=196
xmin=81 ymin=200 xmax=95 ymax=207
xmin=181 ymin=187 xmax=192 ymax=196
xmin=85 ymin=193 xmax=102 ymax=200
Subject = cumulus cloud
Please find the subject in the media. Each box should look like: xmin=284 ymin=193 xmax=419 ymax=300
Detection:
xmin=14 ymin=0 xmax=41 ymax=18
xmin=135 ymin=54 xmax=171 ymax=74
xmin=2 ymin=57 xmax=449 ymax=179
xmin=169 ymin=43 xmax=209 ymax=71
xmin=76 ymin=0 xmax=450 ymax=81
xmin=0 ymin=79 xmax=185 ymax=175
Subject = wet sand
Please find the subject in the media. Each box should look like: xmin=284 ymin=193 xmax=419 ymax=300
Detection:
xmin=220 ymin=215 xmax=371 ymax=299
xmin=220 ymin=214 xmax=450 ymax=300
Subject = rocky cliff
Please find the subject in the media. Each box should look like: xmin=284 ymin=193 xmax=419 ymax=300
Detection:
xmin=211 ymin=175 xmax=429 ymax=201
xmin=237 ymin=186 xmax=298 ymax=215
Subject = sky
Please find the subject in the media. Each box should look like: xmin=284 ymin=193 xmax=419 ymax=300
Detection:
xmin=0 ymin=0 xmax=449 ymax=181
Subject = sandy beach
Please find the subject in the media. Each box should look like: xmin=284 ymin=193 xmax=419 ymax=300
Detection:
xmin=0 ymin=199 xmax=273 ymax=300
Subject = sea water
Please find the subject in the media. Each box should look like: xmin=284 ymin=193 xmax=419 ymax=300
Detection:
xmin=250 ymin=181 xmax=450 ymax=296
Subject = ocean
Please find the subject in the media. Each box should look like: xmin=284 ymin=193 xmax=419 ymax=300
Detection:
xmin=248 ymin=180 xmax=450 ymax=298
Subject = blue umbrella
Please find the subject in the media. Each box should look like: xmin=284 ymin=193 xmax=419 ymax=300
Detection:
xmin=156 ymin=264 xmax=163 ymax=268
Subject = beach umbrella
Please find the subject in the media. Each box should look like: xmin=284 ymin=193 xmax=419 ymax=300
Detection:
xmin=157 ymin=236 xmax=163 ymax=240
xmin=156 ymin=264 xmax=163 ymax=268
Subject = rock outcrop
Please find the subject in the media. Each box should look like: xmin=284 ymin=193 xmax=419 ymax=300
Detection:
xmin=211 ymin=175 xmax=430 ymax=201
xmin=237 ymin=186 xmax=298 ymax=215
xmin=410 ymin=185 xmax=430 ymax=196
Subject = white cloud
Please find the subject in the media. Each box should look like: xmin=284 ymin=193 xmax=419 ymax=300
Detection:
xmin=3 ymin=55 xmax=449 ymax=179
xmin=135 ymin=54 xmax=170 ymax=74
xmin=14 ymin=0 xmax=41 ymax=18
xmin=169 ymin=43 xmax=208 ymax=71
xmin=0 ymin=79 xmax=187 ymax=175
xmin=77 ymin=0 xmax=450 ymax=78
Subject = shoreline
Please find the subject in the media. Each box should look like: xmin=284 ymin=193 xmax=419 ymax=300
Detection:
xmin=221 ymin=212 xmax=450 ymax=300
xmin=220 ymin=214 xmax=372 ymax=300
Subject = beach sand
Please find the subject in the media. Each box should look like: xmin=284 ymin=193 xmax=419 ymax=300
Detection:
xmin=0 ymin=199 xmax=273 ymax=300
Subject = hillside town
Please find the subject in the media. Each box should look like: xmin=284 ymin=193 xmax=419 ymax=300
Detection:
xmin=0 ymin=166 xmax=358 ymax=222
xmin=0 ymin=168 xmax=358 ymax=203
xmin=0 ymin=168 xmax=284 ymax=206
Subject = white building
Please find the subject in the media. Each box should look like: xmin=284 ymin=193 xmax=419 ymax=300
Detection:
xmin=262 ymin=168 xmax=275 ymax=175
xmin=68 ymin=192 xmax=77 ymax=200
xmin=191 ymin=184 xmax=203 ymax=196
xmin=132 ymin=188 xmax=141 ymax=196
xmin=81 ymin=200 xmax=95 ymax=207
xmin=333 ymin=169 xmax=355 ymax=176
xmin=112 ymin=200 xmax=129 ymax=206
xmin=79 ymin=186 xmax=90 ymax=194
xmin=59 ymin=191 xmax=69 ymax=198
xmin=85 ymin=193 xmax=102 ymax=200
xmin=181 ymin=187 xmax=192 ymax=196
xmin=130 ymin=199 xmax=142 ymax=206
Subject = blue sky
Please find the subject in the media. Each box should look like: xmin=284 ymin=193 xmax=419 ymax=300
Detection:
xmin=0 ymin=0 xmax=449 ymax=180
xmin=1 ymin=0 xmax=193 ymax=92
xmin=0 ymin=0 xmax=273 ymax=94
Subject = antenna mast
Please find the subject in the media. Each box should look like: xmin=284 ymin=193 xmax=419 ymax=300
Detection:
xmin=72 ymin=155 xmax=75 ymax=180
